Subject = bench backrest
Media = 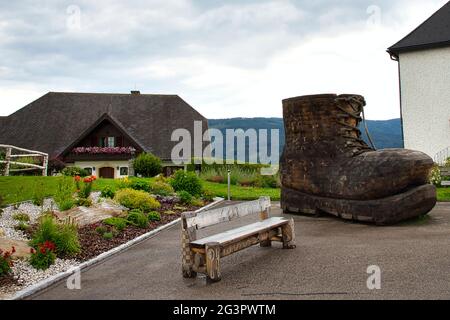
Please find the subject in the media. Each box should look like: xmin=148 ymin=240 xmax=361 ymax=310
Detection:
xmin=182 ymin=197 xmax=271 ymax=232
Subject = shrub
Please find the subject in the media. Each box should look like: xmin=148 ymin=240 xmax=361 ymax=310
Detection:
xmin=116 ymin=177 xmax=131 ymax=190
xmin=95 ymin=226 xmax=107 ymax=235
xmin=202 ymin=190 xmax=215 ymax=202
xmin=114 ymin=189 xmax=161 ymax=211
xmin=54 ymin=177 xmax=75 ymax=211
xmin=170 ymin=171 xmax=202 ymax=196
xmin=13 ymin=212 xmax=30 ymax=222
xmin=190 ymin=198 xmax=205 ymax=207
xmin=29 ymin=241 xmax=56 ymax=270
xmin=429 ymin=165 xmax=442 ymax=187
xmin=133 ymin=153 xmax=162 ymax=177
xmin=30 ymin=215 xmax=81 ymax=257
xmin=103 ymin=232 xmax=114 ymax=240
xmin=101 ymin=186 xmax=116 ymax=199
xmin=254 ymin=175 xmax=278 ymax=189
xmin=103 ymin=217 xmax=128 ymax=231
xmin=62 ymin=166 xmax=89 ymax=177
xmin=130 ymin=179 xmax=151 ymax=192
xmin=127 ymin=209 xmax=149 ymax=228
xmin=32 ymin=181 xmax=46 ymax=207
xmin=0 ymin=247 xmax=15 ymax=276
xmin=150 ymin=181 xmax=174 ymax=196
xmin=177 ymin=191 xmax=193 ymax=205
xmin=147 ymin=211 xmax=161 ymax=222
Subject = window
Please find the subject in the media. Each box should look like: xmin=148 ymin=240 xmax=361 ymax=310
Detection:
xmin=98 ymin=137 xmax=116 ymax=147
xmin=120 ymin=167 xmax=129 ymax=176
xmin=84 ymin=167 xmax=93 ymax=175
xmin=108 ymin=137 xmax=116 ymax=147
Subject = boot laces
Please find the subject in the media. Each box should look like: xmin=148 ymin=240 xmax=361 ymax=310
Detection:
xmin=335 ymin=96 xmax=377 ymax=156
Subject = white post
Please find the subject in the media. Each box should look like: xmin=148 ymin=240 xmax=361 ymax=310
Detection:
xmin=42 ymin=154 xmax=48 ymax=176
xmin=227 ymin=169 xmax=231 ymax=201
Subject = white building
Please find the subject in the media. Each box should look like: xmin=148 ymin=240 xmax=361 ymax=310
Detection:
xmin=388 ymin=2 xmax=450 ymax=163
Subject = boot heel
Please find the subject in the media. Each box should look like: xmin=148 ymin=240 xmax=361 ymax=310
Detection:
xmin=281 ymin=187 xmax=320 ymax=216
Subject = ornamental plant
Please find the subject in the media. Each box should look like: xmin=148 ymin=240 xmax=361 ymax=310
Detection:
xmin=133 ymin=152 xmax=162 ymax=177
xmin=114 ymin=188 xmax=161 ymax=211
xmin=75 ymin=175 xmax=97 ymax=199
xmin=30 ymin=215 xmax=81 ymax=257
xmin=170 ymin=170 xmax=202 ymax=196
xmin=54 ymin=177 xmax=75 ymax=211
xmin=127 ymin=209 xmax=149 ymax=228
xmin=29 ymin=241 xmax=56 ymax=270
xmin=0 ymin=247 xmax=15 ymax=276
xmin=72 ymin=147 xmax=136 ymax=155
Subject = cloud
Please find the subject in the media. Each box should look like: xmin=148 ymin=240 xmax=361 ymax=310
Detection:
xmin=0 ymin=0 xmax=448 ymax=119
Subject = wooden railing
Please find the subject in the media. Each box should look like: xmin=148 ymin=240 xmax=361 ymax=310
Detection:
xmin=0 ymin=144 xmax=48 ymax=176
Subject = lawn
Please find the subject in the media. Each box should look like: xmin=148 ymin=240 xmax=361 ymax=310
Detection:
xmin=1 ymin=176 xmax=448 ymax=205
xmin=0 ymin=176 xmax=117 ymax=205
xmin=202 ymin=181 xmax=280 ymax=201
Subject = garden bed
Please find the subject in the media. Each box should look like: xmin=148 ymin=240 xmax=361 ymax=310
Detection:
xmin=1 ymin=176 xmax=213 ymax=300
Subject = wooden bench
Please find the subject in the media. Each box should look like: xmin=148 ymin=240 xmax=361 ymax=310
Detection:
xmin=181 ymin=197 xmax=296 ymax=282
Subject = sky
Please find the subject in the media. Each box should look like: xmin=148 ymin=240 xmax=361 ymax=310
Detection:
xmin=0 ymin=0 xmax=448 ymax=120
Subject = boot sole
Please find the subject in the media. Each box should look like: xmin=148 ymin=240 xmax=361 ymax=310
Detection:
xmin=281 ymin=184 xmax=437 ymax=225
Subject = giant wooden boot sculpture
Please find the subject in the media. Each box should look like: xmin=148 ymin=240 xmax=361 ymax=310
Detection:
xmin=281 ymin=94 xmax=436 ymax=225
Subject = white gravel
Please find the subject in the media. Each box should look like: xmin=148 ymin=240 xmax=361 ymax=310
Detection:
xmin=11 ymin=258 xmax=80 ymax=287
xmin=0 ymin=199 xmax=57 ymax=241
xmin=1 ymin=198 xmax=79 ymax=299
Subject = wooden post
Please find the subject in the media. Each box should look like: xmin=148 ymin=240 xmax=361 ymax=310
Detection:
xmin=42 ymin=154 xmax=48 ymax=176
xmin=4 ymin=147 xmax=11 ymax=176
xmin=205 ymin=242 xmax=221 ymax=282
xmin=181 ymin=217 xmax=197 ymax=278
xmin=281 ymin=218 xmax=296 ymax=249
xmin=259 ymin=207 xmax=271 ymax=247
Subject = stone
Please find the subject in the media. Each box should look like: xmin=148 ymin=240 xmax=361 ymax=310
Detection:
xmin=0 ymin=238 xmax=32 ymax=259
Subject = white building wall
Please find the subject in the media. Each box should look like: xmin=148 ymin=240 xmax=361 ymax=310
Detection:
xmin=72 ymin=161 xmax=130 ymax=179
xmin=399 ymin=46 xmax=450 ymax=160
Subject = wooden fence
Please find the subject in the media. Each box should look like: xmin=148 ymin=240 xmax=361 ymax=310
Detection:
xmin=0 ymin=144 xmax=48 ymax=176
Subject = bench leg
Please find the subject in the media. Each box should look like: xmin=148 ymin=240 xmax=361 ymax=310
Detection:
xmin=181 ymin=229 xmax=197 ymax=278
xmin=281 ymin=218 xmax=296 ymax=249
xmin=205 ymin=242 xmax=221 ymax=282
xmin=260 ymin=231 xmax=272 ymax=247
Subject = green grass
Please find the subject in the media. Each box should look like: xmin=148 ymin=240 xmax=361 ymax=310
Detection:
xmin=0 ymin=176 xmax=117 ymax=205
xmin=202 ymin=181 xmax=280 ymax=201
xmin=0 ymin=176 xmax=279 ymax=205
xmin=2 ymin=176 xmax=448 ymax=206
xmin=437 ymin=187 xmax=450 ymax=202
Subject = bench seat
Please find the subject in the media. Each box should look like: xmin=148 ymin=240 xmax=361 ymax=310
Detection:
xmin=191 ymin=217 xmax=288 ymax=248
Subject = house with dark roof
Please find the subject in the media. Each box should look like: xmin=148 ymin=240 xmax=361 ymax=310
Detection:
xmin=0 ymin=91 xmax=208 ymax=178
xmin=387 ymin=1 xmax=450 ymax=160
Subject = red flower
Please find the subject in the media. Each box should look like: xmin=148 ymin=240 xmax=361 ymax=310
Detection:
xmin=11 ymin=246 xmax=16 ymax=254
xmin=83 ymin=177 xmax=92 ymax=183
xmin=40 ymin=247 xmax=46 ymax=254
xmin=91 ymin=175 xmax=97 ymax=181
xmin=74 ymin=175 xmax=81 ymax=182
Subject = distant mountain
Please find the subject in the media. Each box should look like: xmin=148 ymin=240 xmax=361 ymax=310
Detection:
xmin=208 ymin=118 xmax=403 ymax=161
